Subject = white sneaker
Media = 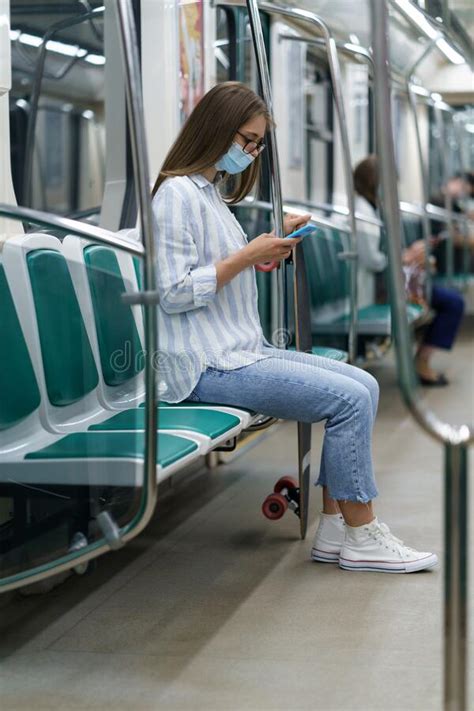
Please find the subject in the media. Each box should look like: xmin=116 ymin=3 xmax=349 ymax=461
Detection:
xmin=311 ymin=513 xmax=345 ymax=563
xmin=339 ymin=518 xmax=438 ymax=573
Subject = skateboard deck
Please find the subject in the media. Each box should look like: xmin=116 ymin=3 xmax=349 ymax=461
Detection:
xmin=291 ymin=242 xmax=313 ymax=539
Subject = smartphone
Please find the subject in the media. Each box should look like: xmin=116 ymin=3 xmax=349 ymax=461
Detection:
xmin=284 ymin=224 xmax=319 ymax=240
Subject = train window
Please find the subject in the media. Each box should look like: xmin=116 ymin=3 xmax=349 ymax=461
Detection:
xmin=300 ymin=52 xmax=335 ymax=208
xmin=179 ymin=0 xmax=205 ymax=123
xmin=9 ymin=1 xmax=106 ymax=220
xmin=215 ymin=7 xmax=236 ymax=82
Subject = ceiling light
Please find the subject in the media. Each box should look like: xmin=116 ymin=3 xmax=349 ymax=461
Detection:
xmin=9 ymin=29 xmax=20 ymax=41
xmin=435 ymin=37 xmax=465 ymax=64
xmin=46 ymin=39 xmax=81 ymax=57
xmin=410 ymin=84 xmax=430 ymax=97
xmin=349 ymin=34 xmax=360 ymax=45
xmin=85 ymin=54 xmax=105 ymax=65
xmin=431 ymin=92 xmax=442 ymax=102
xmin=393 ymin=0 xmax=438 ymax=40
xmin=18 ymin=33 xmax=43 ymax=47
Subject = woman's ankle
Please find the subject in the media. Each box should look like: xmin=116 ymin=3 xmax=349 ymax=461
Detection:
xmin=338 ymin=499 xmax=374 ymax=527
xmin=322 ymin=487 xmax=341 ymax=515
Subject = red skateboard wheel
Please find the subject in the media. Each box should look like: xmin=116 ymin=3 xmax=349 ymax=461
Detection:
xmin=274 ymin=476 xmax=298 ymax=494
xmin=262 ymin=492 xmax=288 ymax=520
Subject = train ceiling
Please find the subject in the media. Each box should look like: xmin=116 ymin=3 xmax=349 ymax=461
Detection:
xmin=10 ymin=0 xmax=104 ymax=55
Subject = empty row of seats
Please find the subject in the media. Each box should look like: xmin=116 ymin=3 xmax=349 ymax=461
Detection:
xmin=0 ymin=234 xmax=256 ymax=525
xmin=301 ymin=224 xmax=424 ymax=338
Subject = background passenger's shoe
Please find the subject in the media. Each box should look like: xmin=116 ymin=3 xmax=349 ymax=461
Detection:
xmin=339 ymin=518 xmax=438 ymax=573
xmin=311 ymin=513 xmax=345 ymax=563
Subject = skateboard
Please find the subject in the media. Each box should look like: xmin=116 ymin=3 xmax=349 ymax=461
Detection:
xmin=261 ymin=242 xmax=313 ymax=540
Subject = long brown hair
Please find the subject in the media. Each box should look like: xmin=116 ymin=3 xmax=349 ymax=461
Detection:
xmin=353 ymin=154 xmax=379 ymax=207
xmin=152 ymin=82 xmax=273 ymax=204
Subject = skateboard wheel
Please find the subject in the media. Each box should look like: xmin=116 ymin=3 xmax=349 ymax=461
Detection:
xmin=262 ymin=492 xmax=288 ymax=520
xmin=274 ymin=476 xmax=298 ymax=494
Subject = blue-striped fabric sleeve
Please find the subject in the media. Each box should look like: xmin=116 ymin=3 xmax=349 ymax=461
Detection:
xmin=153 ymin=183 xmax=217 ymax=314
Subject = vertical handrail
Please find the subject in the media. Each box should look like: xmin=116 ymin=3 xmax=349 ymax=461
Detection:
xmin=245 ymin=0 xmax=286 ymax=340
xmin=370 ymin=4 xmax=471 ymax=711
xmin=434 ymin=104 xmax=455 ymax=284
xmin=0 ymin=0 xmax=158 ymax=593
xmin=255 ymin=2 xmax=359 ymax=362
xmin=404 ymin=37 xmax=441 ymax=304
xmin=116 ymin=0 xmax=158 ymax=536
xmin=406 ymin=84 xmax=433 ymax=302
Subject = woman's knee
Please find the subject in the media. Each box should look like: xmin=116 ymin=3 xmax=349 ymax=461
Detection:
xmin=343 ymin=380 xmax=375 ymax=419
xmin=353 ymin=369 xmax=379 ymax=411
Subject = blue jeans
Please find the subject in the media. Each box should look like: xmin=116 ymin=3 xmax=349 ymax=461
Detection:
xmin=424 ymin=285 xmax=465 ymax=350
xmin=188 ymin=347 xmax=379 ymax=503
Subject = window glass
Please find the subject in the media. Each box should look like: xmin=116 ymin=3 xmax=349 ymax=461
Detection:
xmin=9 ymin=1 xmax=105 ymax=219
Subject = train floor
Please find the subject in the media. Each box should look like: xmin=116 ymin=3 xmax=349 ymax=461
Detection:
xmin=1 ymin=320 xmax=473 ymax=711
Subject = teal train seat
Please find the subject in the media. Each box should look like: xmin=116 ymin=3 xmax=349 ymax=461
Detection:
xmin=62 ymin=235 xmax=255 ymax=436
xmin=401 ymin=211 xmax=473 ymax=288
xmin=0 ymin=252 xmax=203 ymax=481
xmin=0 ymin=251 xmax=201 ymax=578
xmin=303 ymin=226 xmax=425 ymax=337
xmin=4 ymin=234 xmax=244 ymax=454
xmin=0 ymin=234 xmax=206 ymax=473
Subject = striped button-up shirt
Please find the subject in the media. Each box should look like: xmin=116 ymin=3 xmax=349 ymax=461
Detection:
xmin=152 ymin=173 xmax=271 ymax=402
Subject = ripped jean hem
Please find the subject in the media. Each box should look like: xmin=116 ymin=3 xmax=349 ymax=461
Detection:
xmin=315 ymin=478 xmax=379 ymax=504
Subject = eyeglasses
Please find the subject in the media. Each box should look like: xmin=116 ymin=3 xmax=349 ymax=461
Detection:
xmin=236 ymin=130 xmax=266 ymax=155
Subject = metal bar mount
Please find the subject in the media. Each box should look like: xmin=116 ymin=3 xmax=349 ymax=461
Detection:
xmin=245 ymin=0 xmax=286 ymax=342
xmin=370 ymin=5 xmax=471 ymax=711
xmin=224 ymin=1 xmax=360 ymax=361
xmin=0 ymin=0 xmax=158 ymax=594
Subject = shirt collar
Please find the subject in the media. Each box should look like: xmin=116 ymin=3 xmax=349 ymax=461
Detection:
xmin=189 ymin=173 xmax=212 ymax=189
xmin=189 ymin=172 xmax=224 ymax=189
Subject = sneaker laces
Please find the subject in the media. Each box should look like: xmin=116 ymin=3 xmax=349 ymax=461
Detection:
xmin=372 ymin=522 xmax=417 ymax=554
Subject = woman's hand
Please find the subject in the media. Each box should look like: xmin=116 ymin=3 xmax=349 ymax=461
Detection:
xmin=243 ymin=232 xmax=303 ymax=267
xmin=402 ymin=240 xmax=426 ymax=268
xmin=283 ymin=212 xmax=312 ymax=237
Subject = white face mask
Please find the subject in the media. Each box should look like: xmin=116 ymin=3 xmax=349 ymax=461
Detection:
xmin=215 ymin=142 xmax=255 ymax=174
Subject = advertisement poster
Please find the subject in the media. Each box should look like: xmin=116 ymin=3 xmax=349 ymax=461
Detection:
xmin=179 ymin=0 xmax=204 ymax=123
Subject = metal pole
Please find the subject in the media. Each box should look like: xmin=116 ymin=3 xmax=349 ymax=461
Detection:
xmin=444 ymin=443 xmax=469 ymax=711
xmin=370 ymin=4 xmax=470 ymax=710
xmin=434 ymin=105 xmax=455 ymax=284
xmin=116 ymin=0 xmax=158 ymax=533
xmin=0 ymin=0 xmax=158 ymax=594
xmin=404 ymin=36 xmax=441 ymax=303
xmin=407 ymin=84 xmax=433 ymax=302
xmin=243 ymin=2 xmax=359 ymax=362
xmin=246 ymin=0 xmax=286 ymax=342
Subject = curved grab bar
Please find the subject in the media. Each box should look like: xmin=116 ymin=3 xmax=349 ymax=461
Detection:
xmin=0 ymin=203 xmax=144 ymax=257
xmin=0 ymin=0 xmax=158 ymax=594
xmin=282 ymin=196 xmax=385 ymax=229
xmin=370 ymin=3 xmax=473 ymax=446
xmin=370 ymin=5 xmax=471 ymax=710
xmin=236 ymin=197 xmax=352 ymax=233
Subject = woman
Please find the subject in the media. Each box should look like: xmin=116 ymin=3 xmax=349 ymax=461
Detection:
xmin=354 ymin=155 xmax=465 ymax=386
xmin=152 ymin=82 xmax=437 ymax=574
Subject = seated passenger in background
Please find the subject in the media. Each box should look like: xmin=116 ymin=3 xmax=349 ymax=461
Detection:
xmin=430 ymin=173 xmax=474 ymax=275
xmin=354 ymin=155 xmax=464 ymax=387
xmin=353 ymin=155 xmax=387 ymax=308
xmin=151 ymin=82 xmax=437 ymax=574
